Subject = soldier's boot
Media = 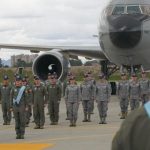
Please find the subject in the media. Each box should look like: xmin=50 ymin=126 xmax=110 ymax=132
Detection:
xmin=54 ymin=122 xmax=58 ymax=125
xmin=34 ymin=125 xmax=40 ymax=129
xmin=124 ymin=112 xmax=128 ymax=118
xmin=99 ymin=117 xmax=103 ymax=124
xmin=120 ymin=112 xmax=125 ymax=119
xmin=20 ymin=135 xmax=24 ymax=139
xmin=3 ymin=122 xmax=7 ymax=125
xmin=82 ymin=113 xmax=88 ymax=122
xmin=73 ymin=119 xmax=77 ymax=127
xmin=87 ymin=114 xmax=91 ymax=122
xmin=103 ymin=117 xmax=107 ymax=124
xmin=16 ymin=134 xmax=21 ymax=139
xmin=69 ymin=121 xmax=73 ymax=127
xmin=50 ymin=122 xmax=55 ymax=125
xmin=40 ymin=126 xmax=44 ymax=129
xmin=7 ymin=121 xmax=10 ymax=125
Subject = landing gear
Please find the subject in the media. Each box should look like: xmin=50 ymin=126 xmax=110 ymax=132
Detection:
xmin=120 ymin=65 xmax=144 ymax=75
xmin=100 ymin=60 xmax=119 ymax=79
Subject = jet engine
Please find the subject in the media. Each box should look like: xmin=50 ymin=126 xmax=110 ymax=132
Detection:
xmin=32 ymin=51 xmax=69 ymax=81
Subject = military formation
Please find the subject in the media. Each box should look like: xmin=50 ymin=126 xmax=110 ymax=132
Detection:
xmin=0 ymin=71 xmax=150 ymax=139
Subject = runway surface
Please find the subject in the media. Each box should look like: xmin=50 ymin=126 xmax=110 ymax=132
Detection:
xmin=0 ymin=96 xmax=123 ymax=150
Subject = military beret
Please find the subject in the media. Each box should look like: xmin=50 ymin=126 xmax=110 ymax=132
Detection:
xmin=132 ymin=74 xmax=137 ymax=77
xmin=67 ymin=72 xmax=73 ymax=76
xmin=48 ymin=73 xmax=52 ymax=76
xmin=142 ymin=71 xmax=146 ymax=74
xmin=84 ymin=74 xmax=89 ymax=78
xmin=16 ymin=75 xmax=22 ymax=81
xmin=121 ymin=73 xmax=126 ymax=76
xmin=87 ymin=71 xmax=92 ymax=74
xmin=34 ymin=76 xmax=40 ymax=80
xmin=3 ymin=75 xmax=9 ymax=80
xmin=69 ymin=76 xmax=75 ymax=80
xmin=98 ymin=73 xmax=105 ymax=78
xmin=22 ymin=77 xmax=27 ymax=82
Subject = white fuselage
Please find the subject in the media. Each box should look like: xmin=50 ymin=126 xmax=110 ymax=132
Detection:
xmin=99 ymin=1 xmax=150 ymax=70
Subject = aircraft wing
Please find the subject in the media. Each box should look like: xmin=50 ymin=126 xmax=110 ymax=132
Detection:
xmin=0 ymin=43 xmax=107 ymax=60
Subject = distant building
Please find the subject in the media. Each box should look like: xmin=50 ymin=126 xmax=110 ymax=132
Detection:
xmin=11 ymin=54 xmax=38 ymax=67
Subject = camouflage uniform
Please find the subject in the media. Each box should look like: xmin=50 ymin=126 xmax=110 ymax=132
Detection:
xmin=47 ymin=83 xmax=61 ymax=125
xmin=95 ymin=81 xmax=111 ymax=124
xmin=10 ymin=84 xmax=27 ymax=139
xmin=117 ymin=80 xmax=130 ymax=119
xmin=80 ymin=80 xmax=94 ymax=122
xmin=139 ymin=78 xmax=150 ymax=105
xmin=32 ymin=83 xmax=47 ymax=129
xmin=88 ymin=79 xmax=96 ymax=114
xmin=0 ymin=84 xmax=12 ymax=125
xmin=65 ymin=84 xmax=81 ymax=126
xmin=129 ymin=81 xmax=141 ymax=110
xmin=63 ymin=79 xmax=70 ymax=120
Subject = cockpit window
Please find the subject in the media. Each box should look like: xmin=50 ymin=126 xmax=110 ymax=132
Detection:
xmin=105 ymin=6 xmax=113 ymax=16
xmin=127 ymin=6 xmax=141 ymax=14
xmin=112 ymin=6 xmax=125 ymax=15
xmin=141 ymin=5 xmax=150 ymax=16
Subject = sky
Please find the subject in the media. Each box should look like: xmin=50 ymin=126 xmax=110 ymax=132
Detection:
xmin=0 ymin=0 xmax=109 ymax=60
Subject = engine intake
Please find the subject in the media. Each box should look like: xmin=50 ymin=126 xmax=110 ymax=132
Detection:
xmin=33 ymin=51 xmax=69 ymax=81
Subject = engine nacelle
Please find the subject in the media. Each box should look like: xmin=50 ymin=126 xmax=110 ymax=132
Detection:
xmin=32 ymin=51 xmax=69 ymax=81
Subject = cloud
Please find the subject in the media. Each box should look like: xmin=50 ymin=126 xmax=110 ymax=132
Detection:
xmin=0 ymin=0 xmax=110 ymax=59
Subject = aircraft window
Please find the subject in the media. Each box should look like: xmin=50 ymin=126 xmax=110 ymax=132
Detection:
xmin=141 ymin=5 xmax=150 ymax=15
xmin=127 ymin=6 xmax=141 ymax=14
xmin=112 ymin=6 xmax=125 ymax=15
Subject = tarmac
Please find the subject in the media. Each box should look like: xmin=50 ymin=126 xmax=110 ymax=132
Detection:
xmin=0 ymin=96 xmax=123 ymax=150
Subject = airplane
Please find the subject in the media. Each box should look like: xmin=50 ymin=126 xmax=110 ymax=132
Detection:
xmin=0 ymin=0 xmax=150 ymax=81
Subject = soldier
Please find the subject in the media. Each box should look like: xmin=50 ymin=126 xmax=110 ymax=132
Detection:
xmin=10 ymin=75 xmax=28 ymax=139
xmin=65 ymin=76 xmax=81 ymax=127
xmin=112 ymin=101 xmax=150 ymax=150
xmin=0 ymin=75 xmax=12 ymax=125
xmin=87 ymin=71 xmax=96 ymax=114
xmin=117 ymin=73 xmax=130 ymax=119
xmin=94 ymin=74 xmax=111 ymax=124
xmin=139 ymin=71 xmax=150 ymax=105
xmin=63 ymin=72 xmax=72 ymax=120
xmin=80 ymin=74 xmax=94 ymax=122
xmin=47 ymin=75 xmax=61 ymax=125
xmin=22 ymin=77 xmax=33 ymax=127
xmin=32 ymin=76 xmax=47 ymax=129
xmin=129 ymin=74 xmax=141 ymax=111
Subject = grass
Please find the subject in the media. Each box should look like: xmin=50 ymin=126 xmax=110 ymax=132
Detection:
xmin=0 ymin=66 xmax=149 ymax=83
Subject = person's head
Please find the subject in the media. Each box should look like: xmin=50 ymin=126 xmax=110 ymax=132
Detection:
xmin=22 ymin=78 xmax=27 ymax=86
xmin=67 ymin=72 xmax=73 ymax=80
xmin=69 ymin=76 xmax=76 ymax=85
xmin=53 ymin=72 xmax=58 ymax=79
xmin=48 ymin=73 xmax=52 ymax=80
xmin=121 ymin=73 xmax=127 ymax=80
xmin=132 ymin=74 xmax=138 ymax=81
xmin=34 ymin=76 xmax=40 ymax=85
xmin=141 ymin=72 xmax=147 ymax=78
xmin=15 ymin=75 xmax=22 ymax=87
xmin=50 ymin=75 xmax=57 ymax=85
xmin=98 ymin=73 xmax=105 ymax=80
xmin=3 ymin=75 xmax=9 ymax=86
xmin=84 ymin=74 xmax=89 ymax=81
xmin=87 ymin=71 xmax=92 ymax=80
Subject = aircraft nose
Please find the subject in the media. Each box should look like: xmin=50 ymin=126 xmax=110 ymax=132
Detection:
xmin=107 ymin=15 xmax=143 ymax=49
